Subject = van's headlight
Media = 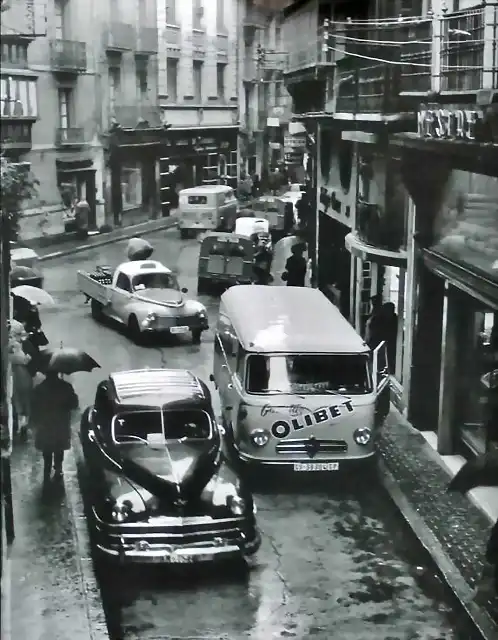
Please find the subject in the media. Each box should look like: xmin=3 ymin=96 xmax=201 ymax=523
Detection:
xmin=142 ymin=312 xmax=157 ymax=327
xmin=228 ymin=495 xmax=246 ymax=516
xmin=353 ymin=427 xmax=372 ymax=446
xmin=250 ymin=429 xmax=270 ymax=447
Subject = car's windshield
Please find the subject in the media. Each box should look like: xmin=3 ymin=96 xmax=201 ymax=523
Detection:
xmin=132 ymin=272 xmax=178 ymax=291
xmin=113 ymin=409 xmax=211 ymax=443
xmin=246 ymin=354 xmax=372 ymax=395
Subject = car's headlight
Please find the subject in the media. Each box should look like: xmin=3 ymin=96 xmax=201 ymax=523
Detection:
xmin=197 ymin=308 xmax=207 ymax=318
xmin=228 ymin=495 xmax=246 ymax=516
xmin=142 ymin=312 xmax=157 ymax=327
xmin=353 ymin=427 xmax=372 ymax=446
xmin=250 ymin=429 xmax=270 ymax=447
xmin=111 ymin=500 xmax=132 ymax=522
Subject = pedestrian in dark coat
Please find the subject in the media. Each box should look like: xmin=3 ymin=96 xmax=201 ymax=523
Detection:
xmin=31 ymin=371 xmax=79 ymax=484
xmin=364 ymin=294 xmax=384 ymax=349
xmin=283 ymin=244 xmax=307 ymax=287
xmin=380 ymin=302 xmax=398 ymax=374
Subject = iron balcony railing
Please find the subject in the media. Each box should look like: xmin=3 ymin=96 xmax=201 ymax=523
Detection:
xmin=55 ymin=127 xmax=86 ymax=146
xmin=49 ymin=40 xmax=87 ymax=72
xmin=336 ymin=62 xmax=401 ymax=114
xmin=440 ymin=5 xmax=488 ymax=92
xmin=1 ymin=122 xmax=32 ymax=150
xmin=356 ymin=200 xmax=407 ymax=252
xmin=243 ymin=7 xmax=266 ymax=30
xmin=136 ymin=26 xmax=158 ymax=54
xmin=284 ymin=26 xmax=335 ymax=73
xmin=243 ymin=57 xmax=258 ymax=81
xmin=103 ymin=22 xmax=136 ymax=50
xmin=111 ymin=104 xmax=162 ymax=129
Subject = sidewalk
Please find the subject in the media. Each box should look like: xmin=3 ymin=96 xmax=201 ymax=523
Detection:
xmin=1 ymin=432 xmax=108 ymax=640
xmin=378 ymin=409 xmax=498 ymax=638
xmin=32 ymin=211 xmax=178 ymax=262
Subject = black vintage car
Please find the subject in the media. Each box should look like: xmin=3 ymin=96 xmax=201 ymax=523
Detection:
xmin=80 ymin=368 xmax=261 ymax=565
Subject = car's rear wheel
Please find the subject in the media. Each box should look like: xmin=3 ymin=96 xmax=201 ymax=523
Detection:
xmin=191 ymin=328 xmax=202 ymax=345
xmin=91 ymin=299 xmax=104 ymax=322
xmin=180 ymin=228 xmax=190 ymax=239
xmin=128 ymin=315 xmax=144 ymax=344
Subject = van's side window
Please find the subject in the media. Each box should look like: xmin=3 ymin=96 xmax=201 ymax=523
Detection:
xmin=236 ymin=348 xmax=246 ymax=382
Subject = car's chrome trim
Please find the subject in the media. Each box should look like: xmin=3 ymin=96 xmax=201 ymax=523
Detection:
xmin=91 ymin=507 xmax=247 ymax=529
xmin=96 ymin=543 xmax=242 ymax=562
xmin=236 ymin=448 xmax=376 ymax=465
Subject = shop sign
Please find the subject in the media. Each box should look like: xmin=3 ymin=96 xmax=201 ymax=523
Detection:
xmin=417 ymin=105 xmax=482 ymax=141
xmin=284 ymin=134 xmax=307 ymax=150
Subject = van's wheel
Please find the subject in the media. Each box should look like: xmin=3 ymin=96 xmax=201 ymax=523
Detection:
xmin=191 ymin=329 xmax=202 ymax=345
xmin=180 ymin=229 xmax=189 ymax=240
xmin=91 ymin=299 xmax=104 ymax=322
xmin=128 ymin=315 xmax=144 ymax=345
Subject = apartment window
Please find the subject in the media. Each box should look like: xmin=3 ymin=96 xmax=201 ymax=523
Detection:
xmin=193 ymin=60 xmax=203 ymax=102
xmin=136 ymin=60 xmax=148 ymax=98
xmin=108 ymin=66 xmax=121 ymax=109
xmin=193 ymin=0 xmax=204 ymax=30
xmin=58 ymin=88 xmax=71 ymax=129
xmin=216 ymin=63 xmax=226 ymax=100
xmin=275 ymin=79 xmax=282 ymax=102
xmin=216 ymin=0 xmax=225 ymax=31
xmin=54 ymin=1 xmax=64 ymax=39
xmin=165 ymin=0 xmax=176 ymax=24
xmin=166 ymin=58 xmax=178 ymax=101
xmin=1 ymin=76 xmax=38 ymax=118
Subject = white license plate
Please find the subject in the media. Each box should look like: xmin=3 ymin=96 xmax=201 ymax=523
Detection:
xmin=170 ymin=553 xmax=213 ymax=563
xmin=170 ymin=326 xmax=189 ymax=334
xmin=293 ymin=462 xmax=339 ymax=472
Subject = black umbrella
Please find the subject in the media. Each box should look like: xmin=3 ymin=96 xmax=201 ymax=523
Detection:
xmin=448 ymin=452 xmax=498 ymax=493
xmin=46 ymin=348 xmax=100 ymax=375
xmin=127 ymin=238 xmax=154 ymax=261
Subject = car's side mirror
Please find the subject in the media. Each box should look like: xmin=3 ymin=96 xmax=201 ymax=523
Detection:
xmin=218 ymin=424 xmax=226 ymax=436
xmin=88 ymin=430 xmax=96 ymax=443
xmin=181 ymin=287 xmax=188 ymax=293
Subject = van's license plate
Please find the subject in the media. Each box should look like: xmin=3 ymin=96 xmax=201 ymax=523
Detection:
xmin=293 ymin=462 xmax=339 ymax=472
xmin=170 ymin=326 xmax=189 ymax=334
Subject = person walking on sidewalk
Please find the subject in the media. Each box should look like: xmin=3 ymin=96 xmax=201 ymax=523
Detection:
xmin=31 ymin=371 xmax=79 ymax=486
xmin=282 ymin=244 xmax=307 ymax=287
xmin=9 ymin=320 xmax=34 ymax=439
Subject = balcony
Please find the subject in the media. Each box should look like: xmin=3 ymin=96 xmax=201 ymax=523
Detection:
xmin=111 ymin=104 xmax=162 ymax=129
xmin=243 ymin=7 xmax=266 ymax=41
xmin=55 ymin=127 xmax=87 ymax=147
xmin=262 ymin=50 xmax=286 ymax=73
xmin=356 ymin=200 xmax=406 ymax=253
xmin=191 ymin=29 xmax=207 ymax=58
xmin=284 ymin=27 xmax=334 ymax=75
xmin=336 ymin=63 xmax=401 ymax=116
xmin=1 ymin=122 xmax=32 ymax=151
xmin=441 ymin=6 xmax=487 ymax=92
xmin=49 ymin=40 xmax=87 ymax=73
xmin=215 ymin=34 xmax=229 ymax=60
xmin=103 ymin=22 xmax=136 ymax=52
xmin=136 ymin=26 xmax=158 ymax=55
xmin=164 ymin=25 xmax=181 ymax=47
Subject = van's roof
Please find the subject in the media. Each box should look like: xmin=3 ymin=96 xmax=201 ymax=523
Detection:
xmin=179 ymin=185 xmax=233 ymax=194
xmin=221 ymin=285 xmax=369 ymax=354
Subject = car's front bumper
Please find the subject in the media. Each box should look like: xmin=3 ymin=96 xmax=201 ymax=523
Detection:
xmin=141 ymin=316 xmax=209 ymax=333
xmin=95 ymin=530 xmax=261 ymax=565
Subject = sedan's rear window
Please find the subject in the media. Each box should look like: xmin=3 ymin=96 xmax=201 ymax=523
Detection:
xmin=188 ymin=195 xmax=208 ymax=205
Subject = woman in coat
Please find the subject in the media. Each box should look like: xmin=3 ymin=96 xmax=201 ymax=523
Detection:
xmin=31 ymin=371 xmax=79 ymax=484
xmin=8 ymin=320 xmax=34 ymax=436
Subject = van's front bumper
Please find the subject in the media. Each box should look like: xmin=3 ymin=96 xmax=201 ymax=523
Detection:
xmin=235 ymin=447 xmax=376 ymax=467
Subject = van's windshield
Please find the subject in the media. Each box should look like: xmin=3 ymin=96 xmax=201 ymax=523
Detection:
xmin=245 ymin=354 xmax=372 ymax=395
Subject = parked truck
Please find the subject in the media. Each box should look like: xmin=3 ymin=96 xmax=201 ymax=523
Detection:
xmin=77 ymin=260 xmax=209 ymax=344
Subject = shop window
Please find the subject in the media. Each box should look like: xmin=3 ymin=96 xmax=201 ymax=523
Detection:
xmin=121 ymin=164 xmax=143 ymax=209
xmin=459 ymin=310 xmax=498 ymax=455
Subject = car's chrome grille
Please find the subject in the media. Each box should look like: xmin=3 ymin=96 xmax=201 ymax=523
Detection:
xmin=276 ymin=439 xmax=348 ymax=455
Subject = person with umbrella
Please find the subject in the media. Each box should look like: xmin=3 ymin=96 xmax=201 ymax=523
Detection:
xmin=8 ymin=320 xmax=34 ymax=439
xmin=31 ymin=371 xmax=79 ymax=485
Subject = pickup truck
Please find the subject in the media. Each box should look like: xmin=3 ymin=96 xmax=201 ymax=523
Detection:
xmin=77 ymin=259 xmax=209 ymax=344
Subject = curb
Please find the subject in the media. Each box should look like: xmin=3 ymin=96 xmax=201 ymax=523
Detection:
xmin=38 ymin=216 xmax=179 ymax=262
xmin=65 ymin=445 xmax=110 ymax=640
xmin=379 ymin=460 xmax=498 ymax=640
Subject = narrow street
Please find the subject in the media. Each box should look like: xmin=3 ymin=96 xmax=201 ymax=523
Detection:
xmin=37 ymin=227 xmax=480 ymax=640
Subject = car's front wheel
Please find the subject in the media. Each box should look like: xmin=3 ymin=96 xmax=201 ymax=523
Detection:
xmin=128 ymin=315 xmax=144 ymax=345
xmin=91 ymin=299 xmax=104 ymax=322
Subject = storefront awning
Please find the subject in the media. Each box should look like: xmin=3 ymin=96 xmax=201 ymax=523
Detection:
xmin=345 ymin=232 xmax=407 ymax=267
xmin=56 ymin=154 xmax=94 ymax=173
xmin=423 ymin=248 xmax=498 ymax=308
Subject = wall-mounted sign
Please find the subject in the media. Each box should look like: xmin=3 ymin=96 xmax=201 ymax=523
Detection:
xmin=417 ymin=105 xmax=482 ymax=141
xmin=284 ymin=134 xmax=307 ymax=150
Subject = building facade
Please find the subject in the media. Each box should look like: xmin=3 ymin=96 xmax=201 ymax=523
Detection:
xmin=157 ymin=0 xmax=241 ymax=210
xmin=281 ymin=0 xmax=498 ymax=459
xmin=238 ymin=0 xmax=293 ymax=179
xmin=392 ymin=0 xmax=498 ymax=457
xmin=1 ymin=0 xmax=163 ymax=239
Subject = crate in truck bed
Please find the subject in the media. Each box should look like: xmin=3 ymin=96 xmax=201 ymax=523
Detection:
xmin=88 ymin=266 xmax=112 ymax=285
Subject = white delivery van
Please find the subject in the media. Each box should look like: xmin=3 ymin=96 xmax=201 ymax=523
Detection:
xmin=212 ymin=285 xmax=389 ymax=471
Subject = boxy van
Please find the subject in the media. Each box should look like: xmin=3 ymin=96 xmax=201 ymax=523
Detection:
xmin=212 ymin=285 xmax=389 ymax=472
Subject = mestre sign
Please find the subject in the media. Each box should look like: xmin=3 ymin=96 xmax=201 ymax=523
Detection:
xmin=417 ymin=105 xmax=483 ymax=141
